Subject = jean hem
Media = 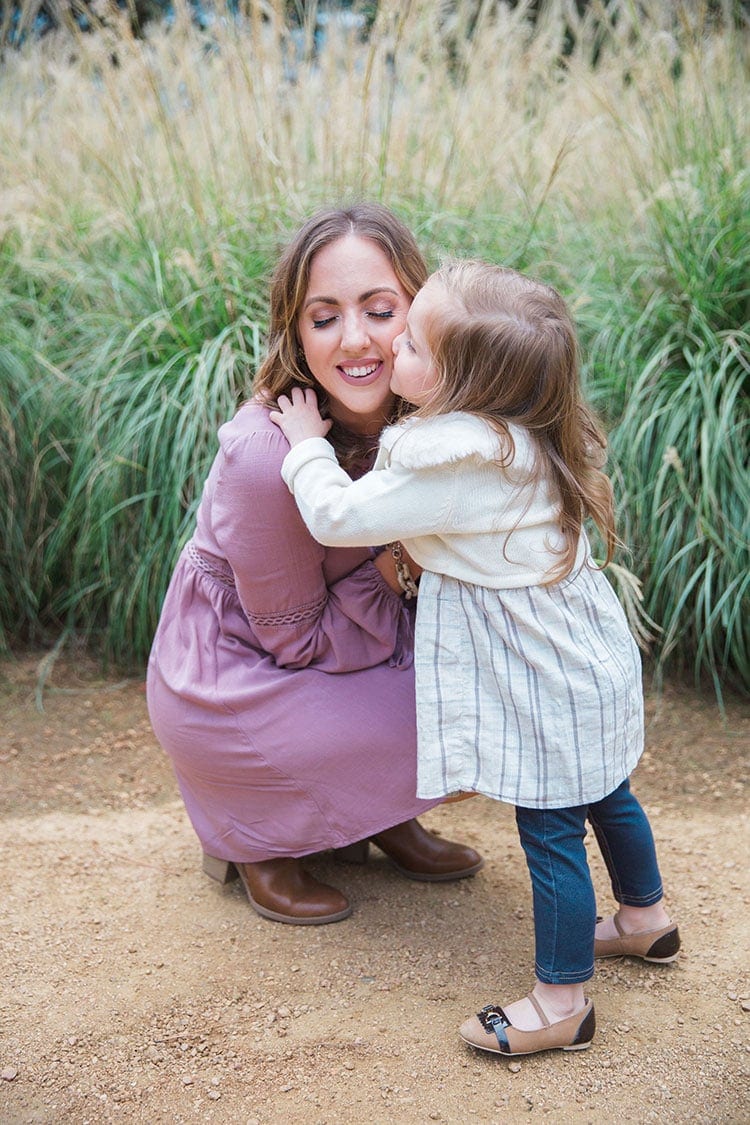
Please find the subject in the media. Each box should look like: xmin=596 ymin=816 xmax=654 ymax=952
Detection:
xmin=534 ymin=962 xmax=594 ymax=985
xmin=617 ymin=886 xmax=664 ymax=908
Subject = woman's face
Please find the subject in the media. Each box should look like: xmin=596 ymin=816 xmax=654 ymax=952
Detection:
xmin=297 ymin=234 xmax=412 ymax=434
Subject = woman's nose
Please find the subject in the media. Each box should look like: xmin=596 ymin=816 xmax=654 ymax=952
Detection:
xmin=392 ymin=332 xmax=403 ymax=355
xmin=340 ymin=313 xmax=370 ymax=352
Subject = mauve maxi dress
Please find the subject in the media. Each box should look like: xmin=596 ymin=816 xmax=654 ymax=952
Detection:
xmin=146 ymin=401 xmax=441 ymax=862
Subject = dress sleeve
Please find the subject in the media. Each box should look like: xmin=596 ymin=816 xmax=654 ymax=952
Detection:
xmin=209 ymin=423 xmax=412 ymax=672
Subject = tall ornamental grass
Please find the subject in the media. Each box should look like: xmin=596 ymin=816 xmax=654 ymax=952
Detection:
xmin=0 ymin=1 xmax=747 ymax=692
xmin=581 ymin=18 xmax=750 ymax=700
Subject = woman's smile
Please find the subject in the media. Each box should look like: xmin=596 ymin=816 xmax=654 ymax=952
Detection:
xmin=338 ymin=360 xmax=383 ymax=383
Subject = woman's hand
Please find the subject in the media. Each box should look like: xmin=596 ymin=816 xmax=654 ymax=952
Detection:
xmin=269 ymin=386 xmax=332 ymax=446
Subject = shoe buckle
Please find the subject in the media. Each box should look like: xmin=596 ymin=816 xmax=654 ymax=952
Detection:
xmin=477 ymin=1005 xmax=509 ymax=1031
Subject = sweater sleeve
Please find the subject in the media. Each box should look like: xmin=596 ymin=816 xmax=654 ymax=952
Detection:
xmin=281 ymin=436 xmax=456 ymax=546
xmin=209 ymin=421 xmax=411 ymax=672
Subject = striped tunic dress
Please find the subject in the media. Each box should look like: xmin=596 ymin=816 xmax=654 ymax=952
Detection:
xmin=414 ymin=563 xmax=644 ymax=808
xmin=282 ymin=411 xmax=645 ymax=812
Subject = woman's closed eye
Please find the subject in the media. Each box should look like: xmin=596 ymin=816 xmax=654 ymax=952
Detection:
xmin=311 ymin=307 xmax=395 ymax=329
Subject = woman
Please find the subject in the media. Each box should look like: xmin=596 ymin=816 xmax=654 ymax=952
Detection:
xmin=146 ymin=203 xmax=483 ymax=924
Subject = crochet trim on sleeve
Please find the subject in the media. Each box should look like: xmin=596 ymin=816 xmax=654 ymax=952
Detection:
xmin=186 ymin=542 xmax=236 ymax=588
xmin=247 ymin=594 xmax=328 ymax=628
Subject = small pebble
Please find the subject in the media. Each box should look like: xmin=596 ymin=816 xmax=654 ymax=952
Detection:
xmin=1 ymin=1068 xmax=18 ymax=1082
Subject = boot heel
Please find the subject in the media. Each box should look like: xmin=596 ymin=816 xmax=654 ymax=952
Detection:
xmin=202 ymin=852 xmax=239 ymax=884
xmin=332 ymin=840 xmax=370 ymax=864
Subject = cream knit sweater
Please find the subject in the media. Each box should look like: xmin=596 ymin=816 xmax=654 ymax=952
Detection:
xmin=281 ymin=412 xmax=583 ymax=589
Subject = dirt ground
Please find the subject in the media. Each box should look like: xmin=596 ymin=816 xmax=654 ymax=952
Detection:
xmin=1 ymin=651 xmax=749 ymax=1124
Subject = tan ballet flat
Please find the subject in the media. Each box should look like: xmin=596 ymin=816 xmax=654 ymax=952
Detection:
xmin=460 ymin=993 xmax=595 ymax=1057
xmin=594 ymin=914 xmax=680 ymax=963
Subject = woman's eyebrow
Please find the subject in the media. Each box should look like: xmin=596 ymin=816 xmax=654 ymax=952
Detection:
xmin=360 ymin=286 xmax=400 ymax=301
xmin=303 ymin=286 xmax=401 ymax=308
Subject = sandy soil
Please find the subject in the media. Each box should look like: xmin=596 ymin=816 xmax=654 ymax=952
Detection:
xmin=1 ymin=651 xmax=749 ymax=1124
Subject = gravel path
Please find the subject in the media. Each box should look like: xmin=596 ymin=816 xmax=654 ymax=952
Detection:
xmin=2 ymin=655 xmax=749 ymax=1123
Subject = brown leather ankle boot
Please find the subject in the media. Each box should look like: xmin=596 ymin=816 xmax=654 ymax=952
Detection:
xmin=239 ymin=858 xmax=352 ymax=924
xmin=204 ymin=854 xmax=352 ymax=924
xmin=371 ymin=818 xmax=484 ymax=882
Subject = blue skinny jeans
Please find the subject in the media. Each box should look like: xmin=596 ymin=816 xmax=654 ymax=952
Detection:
xmin=514 ymin=778 xmax=664 ymax=985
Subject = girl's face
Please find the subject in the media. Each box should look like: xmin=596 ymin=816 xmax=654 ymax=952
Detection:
xmin=390 ymin=282 xmax=442 ymax=406
xmin=297 ymin=235 xmax=412 ymax=435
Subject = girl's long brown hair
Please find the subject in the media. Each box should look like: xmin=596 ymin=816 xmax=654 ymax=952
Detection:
xmin=254 ymin=203 xmax=428 ymax=467
xmin=419 ymin=260 xmax=616 ymax=580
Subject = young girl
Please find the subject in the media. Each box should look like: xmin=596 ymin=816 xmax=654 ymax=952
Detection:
xmin=270 ymin=260 xmax=679 ymax=1057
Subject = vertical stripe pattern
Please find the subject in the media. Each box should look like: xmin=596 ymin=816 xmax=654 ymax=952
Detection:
xmin=414 ymin=562 xmax=644 ymax=809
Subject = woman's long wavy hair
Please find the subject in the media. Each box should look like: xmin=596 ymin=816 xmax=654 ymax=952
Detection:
xmin=418 ymin=260 xmax=617 ymax=581
xmin=254 ymin=203 xmax=428 ymax=466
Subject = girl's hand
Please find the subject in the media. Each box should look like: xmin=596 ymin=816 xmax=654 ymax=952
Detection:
xmin=269 ymin=386 xmax=332 ymax=446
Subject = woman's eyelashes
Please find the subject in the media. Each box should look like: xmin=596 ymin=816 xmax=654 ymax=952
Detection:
xmin=310 ymin=307 xmax=396 ymax=329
